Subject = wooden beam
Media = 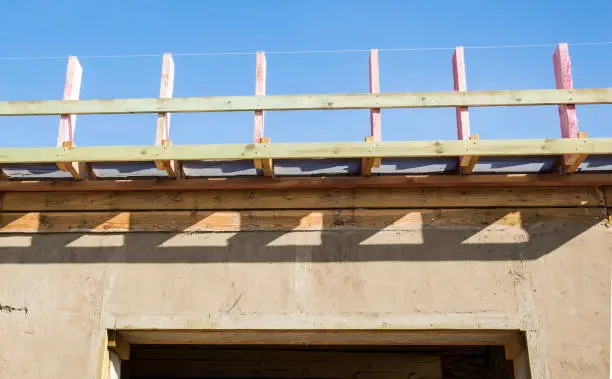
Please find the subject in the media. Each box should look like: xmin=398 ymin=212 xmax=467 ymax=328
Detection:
xmin=554 ymin=42 xmax=585 ymax=174
xmin=254 ymin=51 xmax=266 ymax=143
xmin=56 ymin=56 xmax=85 ymax=179
xmin=1 ymin=187 xmax=602 ymax=212
xmin=120 ymin=329 xmax=518 ymax=347
xmin=107 ymin=330 xmax=130 ymax=360
xmin=0 ymin=207 xmax=602 ymax=233
xmin=0 ymin=88 xmax=611 ymax=115
xmin=453 ymin=46 xmax=470 ymax=140
xmin=453 ymin=47 xmax=479 ymax=174
xmin=564 ymin=131 xmax=589 ymax=173
xmin=460 ymin=134 xmax=480 ymax=174
xmin=554 ymin=43 xmax=579 ymax=139
xmin=0 ymin=138 xmax=609 ymax=163
xmin=253 ymin=52 xmax=273 ymax=176
xmin=362 ymin=49 xmax=382 ymax=176
xmin=154 ymin=53 xmax=181 ymax=178
xmin=0 ymin=174 xmax=609 ymax=192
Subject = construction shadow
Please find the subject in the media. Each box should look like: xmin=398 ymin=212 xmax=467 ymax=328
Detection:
xmin=0 ymin=207 xmax=605 ymax=264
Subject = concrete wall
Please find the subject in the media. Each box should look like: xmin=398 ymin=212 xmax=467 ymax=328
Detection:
xmin=0 ymin=216 xmax=610 ymax=378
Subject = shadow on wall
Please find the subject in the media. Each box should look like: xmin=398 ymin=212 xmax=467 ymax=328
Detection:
xmin=0 ymin=208 xmax=605 ymax=264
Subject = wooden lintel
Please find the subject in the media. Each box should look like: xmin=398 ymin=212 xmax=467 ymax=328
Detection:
xmin=107 ymin=330 xmax=130 ymax=360
xmin=0 ymin=88 xmax=611 ymax=116
xmin=460 ymin=134 xmax=480 ymax=174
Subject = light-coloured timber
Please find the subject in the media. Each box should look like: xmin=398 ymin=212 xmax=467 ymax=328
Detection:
xmin=0 ymin=138 xmax=610 ymax=164
xmin=1 ymin=88 xmax=611 ymax=116
xmin=1 ymin=187 xmax=602 ymax=212
xmin=0 ymin=207 xmax=603 ymax=233
xmin=107 ymin=330 xmax=130 ymax=360
xmin=0 ymin=174 xmax=610 ymax=192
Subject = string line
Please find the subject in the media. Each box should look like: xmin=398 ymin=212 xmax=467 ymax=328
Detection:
xmin=0 ymin=41 xmax=610 ymax=61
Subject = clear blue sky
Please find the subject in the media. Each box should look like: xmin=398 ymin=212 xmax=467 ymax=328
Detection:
xmin=0 ymin=0 xmax=610 ymax=147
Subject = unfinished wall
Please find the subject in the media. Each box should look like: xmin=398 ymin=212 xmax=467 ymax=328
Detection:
xmin=0 ymin=187 xmax=610 ymax=378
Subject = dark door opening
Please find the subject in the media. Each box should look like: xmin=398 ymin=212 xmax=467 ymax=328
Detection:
xmin=122 ymin=344 xmax=515 ymax=379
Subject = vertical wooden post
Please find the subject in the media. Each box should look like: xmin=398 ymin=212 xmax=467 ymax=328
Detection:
xmin=254 ymin=51 xmax=273 ymax=177
xmin=154 ymin=53 xmax=182 ymax=178
xmin=57 ymin=56 xmax=87 ymax=179
xmin=362 ymin=48 xmax=382 ymax=176
xmin=453 ymin=46 xmax=478 ymax=174
xmin=553 ymin=43 xmax=587 ymax=173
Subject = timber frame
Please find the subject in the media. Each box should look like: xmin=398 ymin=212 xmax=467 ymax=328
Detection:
xmin=0 ymin=42 xmax=611 ymax=187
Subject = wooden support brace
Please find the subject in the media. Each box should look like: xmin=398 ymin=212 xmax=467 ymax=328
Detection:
xmin=154 ymin=53 xmax=182 ymax=178
xmin=554 ymin=43 xmax=583 ymax=172
xmin=563 ymin=131 xmax=589 ymax=173
xmin=453 ymin=46 xmax=478 ymax=174
xmin=253 ymin=51 xmax=273 ymax=176
xmin=56 ymin=56 xmax=86 ymax=179
xmin=107 ymin=330 xmax=130 ymax=360
xmin=460 ymin=134 xmax=480 ymax=174
xmin=362 ymin=49 xmax=382 ymax=176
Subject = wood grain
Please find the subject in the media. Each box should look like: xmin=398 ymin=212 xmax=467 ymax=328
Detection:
xmin=0 ymin=138 xmax=611 ymax=163
xmin=0 ymin=174 xmax=610 ymax=192
xmin=1 ymin=88 xmax=611 ymax=115
xmin=1 ymin=187 xmax=602 ymax=212
xmin=0 ymin=208 xmax=603 ymax=233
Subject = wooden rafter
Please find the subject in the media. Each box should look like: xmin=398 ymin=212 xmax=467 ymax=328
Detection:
xmin=0 ymin=88 xmax=610 ymax=116
xmin=0 ymin=138 xmax=608 ymax=164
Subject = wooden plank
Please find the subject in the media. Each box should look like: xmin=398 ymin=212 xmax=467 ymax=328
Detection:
xmin=604 ymin=186 xmax=612 ymax=207
xmin=553 ymin=43 xmax=579 ymax=139
xmin=0 ymin=88 xmax=611 ymax=115
xmin=362 ymin=50 xmax=382 ymax=175
xmin=369 ymin=49 xmax=382 ymax=142
xmin=56 ymin=56 xmax=84 ymax=179
xmin=0 ymin=174 xmax=610 ymax=192
xmin=154 ymin=53 xmax=181 ymax=178
xmin=452 ymin=46 xmax=470 ymax=140
xmin=0 ymin=207 xmax=602 ymax=233
xmin=564 ymin=131 xmax=589 ymax=173
xmin=121 ymin=329 xmax=516 ymax=346
xmin=0 ymin=138 xmax=611 ymax=164
xmin=1 ymin=187 xmax=602 ymax=212
xmin=254 ymin=51 xmax=266 ymax=143
xmin=107 ymin=330 xmax=130 ymax=360
xmin=460 ymin=134 xmax=480 ymax=174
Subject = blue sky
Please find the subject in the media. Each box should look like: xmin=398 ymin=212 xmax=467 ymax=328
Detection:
xmin=0 ymin=0 xmax=610 ymax=147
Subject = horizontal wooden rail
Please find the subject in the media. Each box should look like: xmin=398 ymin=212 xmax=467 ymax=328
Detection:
xmin=0 ymin=138 xmax=610 ymax=163
xmin=0 ymin=138 xmax=607 ymax=164
xmin=0 ymin=174 xmax=610 ymax=192
xmin=2 ymin=88 xmax=612 ymax=116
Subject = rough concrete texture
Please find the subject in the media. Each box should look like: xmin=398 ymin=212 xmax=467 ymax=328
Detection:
xmin=0 ymin=219 xmax=610 ymax=378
